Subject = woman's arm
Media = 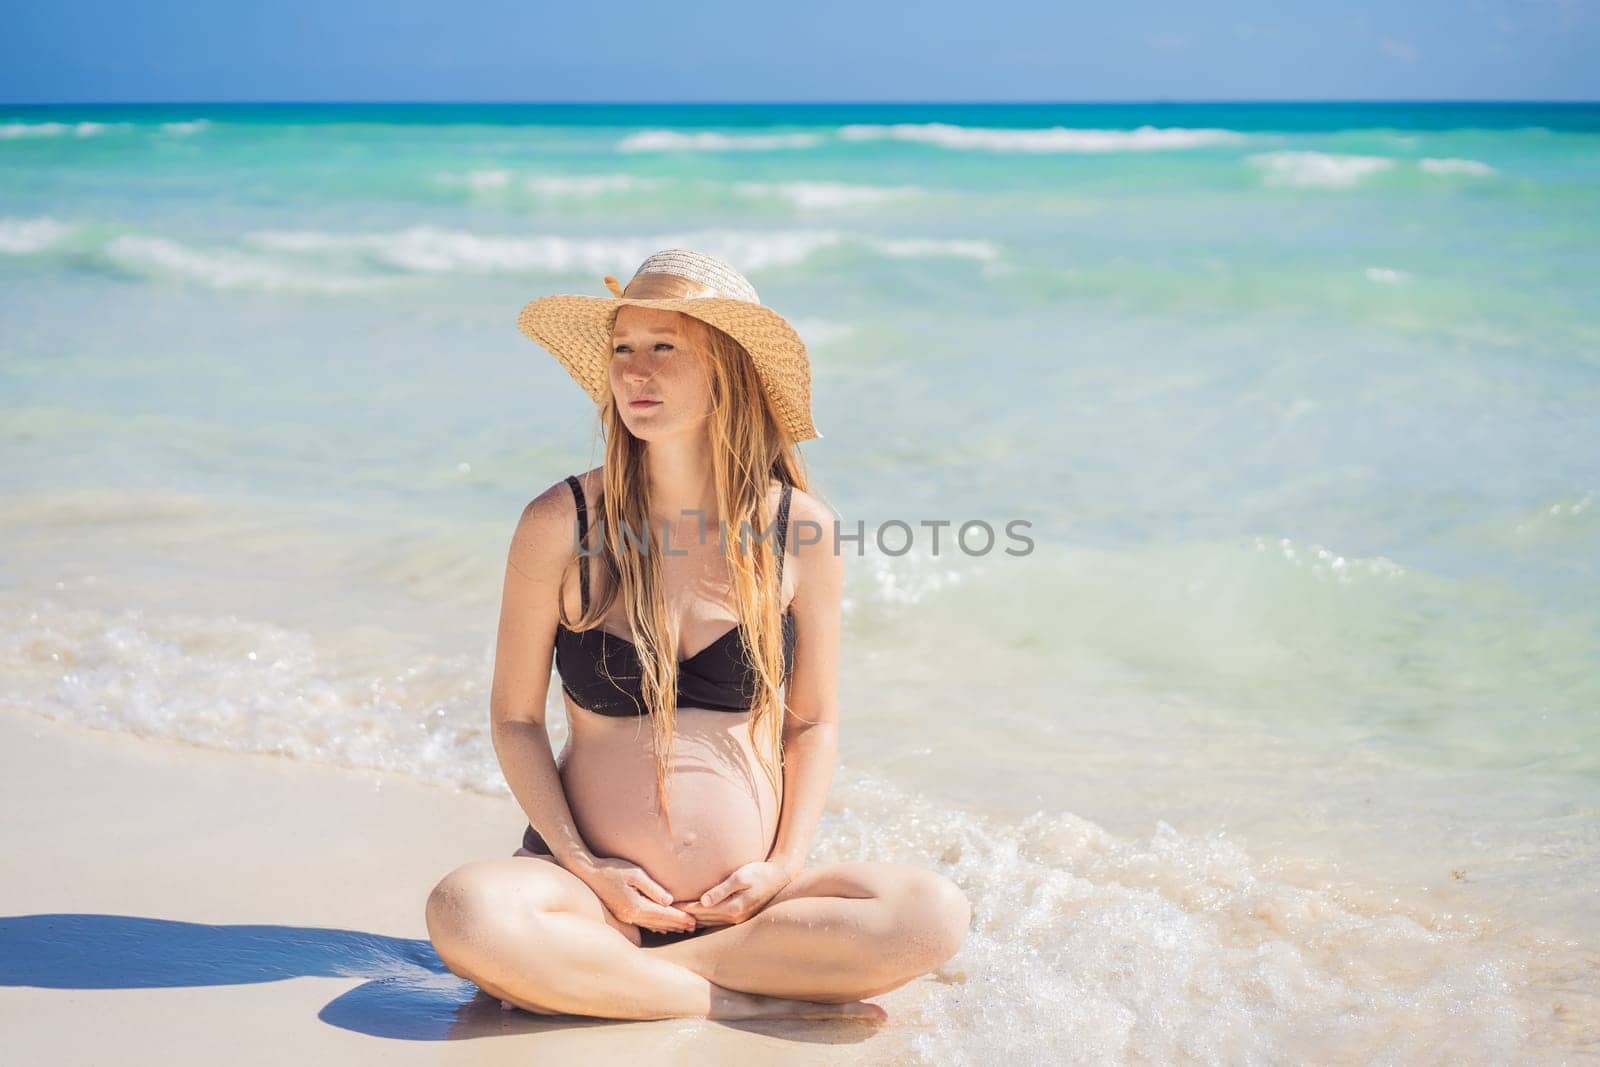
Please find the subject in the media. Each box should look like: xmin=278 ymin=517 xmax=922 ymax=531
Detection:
xmin=766 ymin=490 xmax=844 ymax=879
xmin=489 ymin=480 xmax=598 ymax=876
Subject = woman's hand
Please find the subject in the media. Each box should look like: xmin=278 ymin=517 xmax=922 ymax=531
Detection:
xmin=679 ymin=860 xmax=795 ymax=927
xmin=579 ymin=856 xmax=698 ymax=934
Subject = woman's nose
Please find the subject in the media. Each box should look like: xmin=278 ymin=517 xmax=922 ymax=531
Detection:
xmin=620 ymin=354 xmax=662 ymax=383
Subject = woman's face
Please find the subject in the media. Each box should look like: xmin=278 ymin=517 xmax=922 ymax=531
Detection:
xmin=609 ymin=305 xmax=713 ymax=440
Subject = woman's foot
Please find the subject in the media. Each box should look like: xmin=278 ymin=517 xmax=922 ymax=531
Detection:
xmin=715 ymin=989 xmax=888 ymax=1023
xmin=499 ymin=993 xmax=888 ymax=1023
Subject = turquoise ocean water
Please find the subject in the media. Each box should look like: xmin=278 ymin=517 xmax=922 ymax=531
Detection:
xmin=2 ymin=102 xmax=1597 ymax=1060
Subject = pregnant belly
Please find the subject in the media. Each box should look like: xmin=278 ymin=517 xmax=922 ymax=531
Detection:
xmin=559 ymin=710 xmax=783 ymax=904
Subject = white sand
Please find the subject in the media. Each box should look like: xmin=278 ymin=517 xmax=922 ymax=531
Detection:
xmin=0 ymin=708 xmax=935 ymax=1064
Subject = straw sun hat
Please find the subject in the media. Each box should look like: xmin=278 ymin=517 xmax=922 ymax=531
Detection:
xmin=516 ymin=249 xmax=821 ymax=442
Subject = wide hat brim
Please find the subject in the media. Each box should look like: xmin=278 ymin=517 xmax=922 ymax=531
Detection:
xmin=517 ymin=294 xmax=821 ymax=442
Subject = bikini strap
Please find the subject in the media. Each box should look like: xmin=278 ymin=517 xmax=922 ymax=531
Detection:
xmin=774 ymin=482 xmax=793 ymax=586
xmin=564 ymin=474 xmax=590 ymax=613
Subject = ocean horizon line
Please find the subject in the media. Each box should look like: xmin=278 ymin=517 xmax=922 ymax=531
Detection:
xmin=6 ymin=97 xmax=1599 ymax=107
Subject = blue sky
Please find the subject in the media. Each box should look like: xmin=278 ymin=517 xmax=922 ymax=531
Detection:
xmin=3 ymin=0 xmax=1596 ymax=103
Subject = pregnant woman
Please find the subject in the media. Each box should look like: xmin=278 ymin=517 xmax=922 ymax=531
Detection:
xmin=424 ymin=250 xmax=971 ymax=1023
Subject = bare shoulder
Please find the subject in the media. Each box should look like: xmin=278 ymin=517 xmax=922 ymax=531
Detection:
xmin=508 ymin=474 xmax=584 ymax=580
xmin=783 ymin=484 xmax=833 ymax=535
xmin=782 ymin=484 xmax=843 ymax=584
xmin=573 ymin=464 xmax=604 ymax=504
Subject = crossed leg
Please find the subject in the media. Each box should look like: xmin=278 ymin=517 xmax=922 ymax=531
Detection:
xmin=426 ymin=849 xmax=970 ymax=1019
xmin=645 ymin=860 xmax=971 ymax=1004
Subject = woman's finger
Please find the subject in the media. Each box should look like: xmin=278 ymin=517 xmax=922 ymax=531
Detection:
xmin=630 ymin=873 xmax=674 ymax=906
xmin=699 ymin=877 xmax=736 ymax=907
xmin=689 ymin=890 xmax=751 ymax=926
xmin=639 ymin=902 xmax=696 ymax=930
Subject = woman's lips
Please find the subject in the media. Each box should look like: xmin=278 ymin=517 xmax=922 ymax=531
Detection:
xmin=629 ymin=399 xmax=662 ymax=408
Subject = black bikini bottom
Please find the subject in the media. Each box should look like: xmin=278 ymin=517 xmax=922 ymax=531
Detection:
xmin=518 ymin=824 xmax=706 ymax=948
xmin=521 ymin=824 xmax=553 ymax=855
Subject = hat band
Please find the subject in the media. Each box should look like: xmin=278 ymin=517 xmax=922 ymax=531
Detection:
xmin=604 ymin=271 xmax=725 ymax=301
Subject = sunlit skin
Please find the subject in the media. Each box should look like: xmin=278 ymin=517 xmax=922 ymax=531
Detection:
xmin=609 ymin=305 xmax=714 ymax=445
xmin=423 ymin=303 xmax=972 ymax=1024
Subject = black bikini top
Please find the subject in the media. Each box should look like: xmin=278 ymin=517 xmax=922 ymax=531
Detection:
xmin=553 ymin=474 xmax=797 ymax=717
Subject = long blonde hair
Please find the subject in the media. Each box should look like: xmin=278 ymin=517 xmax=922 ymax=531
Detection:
xmin=560 ymin=277 xmax=811 ymax=835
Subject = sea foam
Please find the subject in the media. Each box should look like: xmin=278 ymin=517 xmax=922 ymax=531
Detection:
xmin=839 ymin=122 xmax=1246 ymax=152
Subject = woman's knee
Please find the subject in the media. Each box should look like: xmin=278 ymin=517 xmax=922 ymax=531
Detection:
xmin=425 ymin=860 xmax=530 ymax=969
xmin=798 ymin=861 xmax=972 ymax=970
xmin=887 ymin=868 xmax=971 ymax=969
xmin=426 ymin=867 xmax=484 ymax=968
